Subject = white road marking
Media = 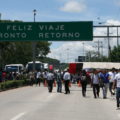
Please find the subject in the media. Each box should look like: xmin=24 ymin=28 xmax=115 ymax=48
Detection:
xmin=11 ymin=112 xmax=26 ymax=120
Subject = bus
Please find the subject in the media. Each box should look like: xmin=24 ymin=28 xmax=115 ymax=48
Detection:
xmin=26 ymin=61 xmax=44 ymax=72
xmin=5 ymin=64 xmax=24 ymax=73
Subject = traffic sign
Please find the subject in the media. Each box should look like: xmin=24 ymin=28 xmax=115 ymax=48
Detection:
xmin=0 ymin=21 xmax=93 ymax=41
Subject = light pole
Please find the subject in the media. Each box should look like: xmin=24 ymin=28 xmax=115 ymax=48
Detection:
xmin=82 ymin=42 xmax=86 ymax=62
xmin=82 ymin=42 xmax=84 ymax=56
xmin=67 ymin=48 xmax=69 ymax=63
xmin=0 ymin=13 xmax=1 ymax=21
xmin=32 ymin=9 xmax=37 ymax=72
xmin=117 ymin=27 xmax=119 ymax=47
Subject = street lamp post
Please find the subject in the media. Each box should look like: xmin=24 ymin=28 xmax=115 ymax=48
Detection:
xmin=0 ymin=13 xmax=1 ymax=21
xmin=117 ymin=27 xmax=119 ymax=47
xmin=32 ymin=9 xmax=37 ymax=72
xmin=67 ymin=48 xmax=69 ymax=63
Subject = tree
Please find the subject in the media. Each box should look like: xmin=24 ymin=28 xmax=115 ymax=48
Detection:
xmin=0 ymin=41 xmax=51 ymax=67
xmin=110 ymin=45 xmax=120 ymax=62
xmin=0 ymin=20 xmax=51 ymax=67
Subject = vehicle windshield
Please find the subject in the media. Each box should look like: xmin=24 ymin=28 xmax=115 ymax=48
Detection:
xmin=6 ymin=66 xmax=18 ymax=72
xmin=27 ymin=63 xmax=43 ymax=72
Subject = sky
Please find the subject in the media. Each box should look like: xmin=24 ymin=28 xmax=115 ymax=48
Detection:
xmin=0 ymin=0 xmax=120 ymax=63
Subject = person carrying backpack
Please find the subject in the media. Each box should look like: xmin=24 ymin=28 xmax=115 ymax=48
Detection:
xmin=91 ymin=69 xmax=100 ymax=98
xmin=80 ymin=70 xmax=88 ymax=97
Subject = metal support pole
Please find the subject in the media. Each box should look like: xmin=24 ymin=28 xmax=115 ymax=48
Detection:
xmin=107 ymin=26 xmax=111 ymax=61
xmin=117 ymin=27 xmax=119 ymax=47
xmin=32 ymin=9 xmax=37 ymax=72
xmin=82 ymin=42 xmax=84 ymax=57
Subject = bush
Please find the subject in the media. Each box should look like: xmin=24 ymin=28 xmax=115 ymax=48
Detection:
xmin=0 ymin=79 xmax=30 ymax=91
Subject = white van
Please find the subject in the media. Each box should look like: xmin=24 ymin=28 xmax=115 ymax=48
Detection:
xmin=5 ymin=64 xmax=24 ymax=73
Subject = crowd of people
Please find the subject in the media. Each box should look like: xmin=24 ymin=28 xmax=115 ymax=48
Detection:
xmin=0 ymin=67 xmax=120 ymax=109
xmin=27 ymin=68 xmax=120 ymax=109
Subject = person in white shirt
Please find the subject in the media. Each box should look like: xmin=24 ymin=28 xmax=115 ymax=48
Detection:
xmin=108 ymin=68 xmax=116 ymax=95
xmin=91 ymin=69 xmax=100 ymax=98
xmin=43 ymin=70 xmax=48 ymax=86
xmin=36 ymin=70 xmax=42 ymax=86
xmin=63 ymin=69 xmax=71 ymax=94
xmin=113 ymin=69 xmax=120 ymax=109
xmin=47 ymin=71 xmax=54 ymax=93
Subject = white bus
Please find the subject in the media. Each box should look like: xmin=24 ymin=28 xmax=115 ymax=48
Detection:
xmin=26 ymin=61 xmax=44 ymax=72
xmin=5 ymin=64 xmax=24 ymax=73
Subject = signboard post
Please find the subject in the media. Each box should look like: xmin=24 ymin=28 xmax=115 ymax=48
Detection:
xmin=0 ymin=21 xmax=93 ymax=41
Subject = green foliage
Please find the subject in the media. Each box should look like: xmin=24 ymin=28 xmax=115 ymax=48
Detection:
xmin=0 ymin=41 xmax=51 ymax=67
xmin=0 ymin=80 xmax=29 ymax=91
xmin=110 ymin=45 xmax=120 ymax=62
xmin=0 ymin=20 xmax=51 ymax=67
xmin=38 ymin=57 xmax=60 ymax=69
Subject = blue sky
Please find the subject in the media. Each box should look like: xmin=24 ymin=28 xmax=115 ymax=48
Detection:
xmin=0 ymin=0 xmax=120 ymax=62
xmin=0 ymin=0 xmax=120 ymax=21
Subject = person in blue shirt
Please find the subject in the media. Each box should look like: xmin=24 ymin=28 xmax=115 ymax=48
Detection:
xmin=99 ymin=69 xmax=109 ymax=99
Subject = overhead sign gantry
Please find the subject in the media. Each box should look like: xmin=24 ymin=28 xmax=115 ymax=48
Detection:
xmin=0 ymin=21 xmax=93 ymax=41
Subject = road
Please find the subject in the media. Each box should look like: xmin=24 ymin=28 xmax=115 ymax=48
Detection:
xmin=0 ymin=85 xmax=120 ymax=120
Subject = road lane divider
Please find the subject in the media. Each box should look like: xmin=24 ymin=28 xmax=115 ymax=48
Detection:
xmin=11 ymin=112 xmax=26 ymax=120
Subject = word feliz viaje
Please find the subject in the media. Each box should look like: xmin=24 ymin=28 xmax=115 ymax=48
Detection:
xmin=0 ymin=24 xmax=81 ymax=40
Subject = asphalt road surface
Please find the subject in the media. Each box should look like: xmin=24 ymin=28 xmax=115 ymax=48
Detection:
xmin=0 ymin=85 xmax=120 ymax=120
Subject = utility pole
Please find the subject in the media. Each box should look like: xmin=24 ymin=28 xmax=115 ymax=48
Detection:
xmin=32 ymin=9 xmax=37 ymax=72
xmin=117 ymin=27 xmax=119 ymax=47
xmin=0 ymin=13 xmax=1 ymax=21
xmin=59 ymin=53 xmax=62 ymax=70
xmin=67 ymin=48 xmax=69 ymax=63
xmin=107 ymin=26 xmax=111 ymax=61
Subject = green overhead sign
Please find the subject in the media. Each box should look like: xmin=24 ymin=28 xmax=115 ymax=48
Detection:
xmin=0 ymin=21 xmax=93 ymax=41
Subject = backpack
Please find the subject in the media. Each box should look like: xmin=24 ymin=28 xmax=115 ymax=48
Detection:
xmin=81 ymin=75 xmax=87 ymax=81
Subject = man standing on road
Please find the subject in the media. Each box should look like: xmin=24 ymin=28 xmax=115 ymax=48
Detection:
xmin=47 ymin=71 xmax=54 ymax=93
xmin=108 ymin=68 xmax=116 ymax=95
xmin=56 ymin=70 xmax=62 ymax=93
xmin=91 ymin=69 xmax=100 ymax=98
xmin=80 ymin=70 xmax=88 ymax=97
xmin=63 ymin=69 xmax=71 ymax=94
xmin=113 ymin=69 xmax=120 ymax=109
xmin=36 ymin=70 xmax=42 ymax=86
xmin=99 ymin=69 xmax=109 ymax=99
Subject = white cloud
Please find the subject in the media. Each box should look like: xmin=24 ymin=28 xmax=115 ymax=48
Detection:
xmin=60 ymin=1 xmax=86 ymax=13
xmin=47 ymin=19 xmax=120 ymax=63
xmin=47 ymin=41 xmax=94 ymax=63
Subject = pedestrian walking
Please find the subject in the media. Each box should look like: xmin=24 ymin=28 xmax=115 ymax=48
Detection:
xmin=56 ymin=71 xmax=62 ymax=93
xmin=47 ymin=71 xmax=54 ymax=93
xmin=91 ymin=69 xmax=100 ymax=98
xmin=29 ymin=71 xmax=35 ymax=86
xmin=63 ymin=69 xmax=71 ymax=94
xmin=113 ymin=69 xmax=120 ymax=109
xmin=108 ymin=68 xmax=116 ymax=95
xmin=80 ymin=70 xmax=88 ymax=97
xmin=43 ymin=70 xmax=48 ymax=87
xmin=99 ymin=69 xmax=109 ymax=99
xmin=36 ymin=70 xmax=42 ymax=86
